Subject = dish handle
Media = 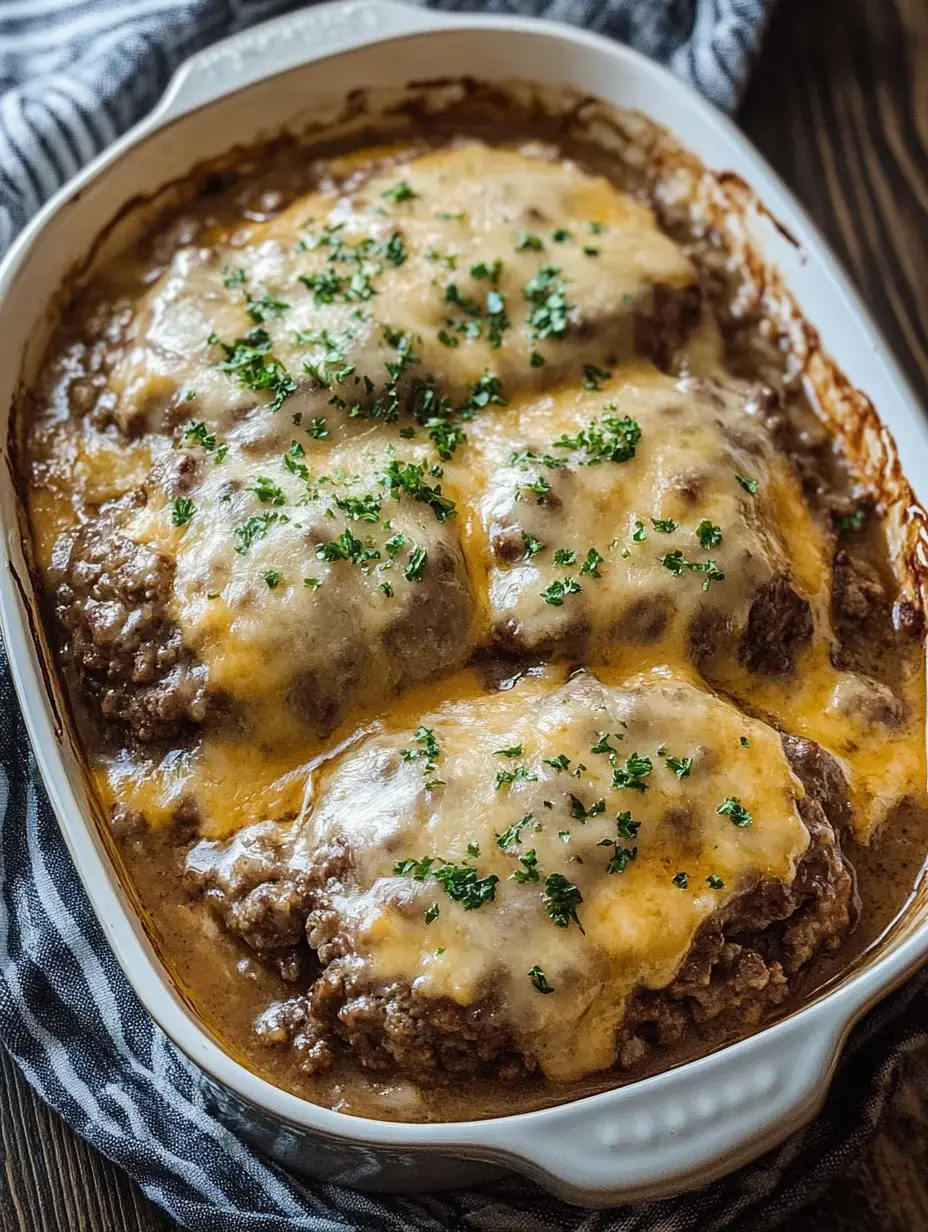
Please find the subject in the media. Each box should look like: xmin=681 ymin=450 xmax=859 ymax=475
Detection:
xmin=459 ymin=1005 xmax=850 ymax=1205
xmin=156 ymin=0 xmax=441 ymax=123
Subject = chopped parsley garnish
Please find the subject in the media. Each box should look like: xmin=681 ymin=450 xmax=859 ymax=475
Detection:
xmin=425 ymin=902 xmax=440 ymax=924
xmin=552 ymin=411 xmax=642 ymax=465
xmin=612 ymin=753 xmax=652 ymax=792
xmin=583 ymin=364 xmax=611 ymax=391
xmin=696 ymin=519 xmax=723 ymax=548
xmin=401 ymin=726 xmax=444 ymax=789
xmin=234 ymin=511 xmax=285 ymax=554
xmin=544 ymin=754 xmax=571 ymax=772
xmin=467 ymin=842 xmax=481 ymax=858
xmin=282 ymin=440 xmax=309 ymax=480
xmin=530 ymin=350 xmax=545 ymax=368
xmin=303 ymin=576 xmax=321 ymax=589
xmin=661 ymin=550 xmax=725 ymax=590
xmin=214 ymin=327 xmax=296 ymax=411
xmin=606 ymin=845 xmax=637 ymax=875
xmin=437 ymin=328 xmax=459 ymax=349
xmin=262 ymin=569 xmax=282 ymax=589
xmin=381 ymin=459 xmax=456 ymax=522
xmin=569 ymin=795 xmax=605 ymax=822
xmin=444 ymin=282 xmax=481 ymax=317
xmin=470 ymin=259 xmax=503 ymax=285
xmin=516 ymin=232 xmax=545 ymax=251
xmin=315 ymin=528 xmax=380 ymax=566
xmin=553 ymin=548 xmax=577 ymax=567
xmin=334 ymin=492 xmax=382 ymax=522
xmin=588 ymin=221 xmax=607 ymax=234
xmin=221 ymin=266 xmax=246 ymax=287
xmin=380 ymin=581 xmax=394 ymax=597
xmin=184 ymin=420 xmax=226 ymax=462
xmin=523 ymin=266 xmax=573 ymax=341
xmin=521 ymin=532 xmax=545 ymax=559
xmin=404 ymin=545 xmax=428 ymax=581
xmin=246 ymin=291 xmax=290 ymax=324
xmin=307 ymin=417 xmax=328 ymax=440
xmin=672 ymin=871 xmax=690 ymax=889
xmin=542 ymin=872 xmax=584 ymax=932
xmin=837 ymin=507 xmax=867 ymax=532
xmin=540 ymin=577 xmax=581 ymax=606
xmin=552 ymin=228 xmax=572 ymax=243
xmin=495 ymin=743 xmax=524 ymax=758
xmin=382 ymin=178 xmax=418 ymax=203
xmin=740 ymin=736 xmax=751 ymax=748
xmin=511 ymin=849 xmax=540 ymax=883
xmin=651 ymin=517 xmax=678 ymax=534
xmin=579 ymin=548 xmax=604 ymax=577
xmin=717 ymin=796 xmax=753 ymax=827
xmin=394 ymin=856 xmax=499 ymax=910
xmin=248 ymin=476 xmax=286 ymax=506
xmin=736 ymin=473 xmax=759 ymax=495
xmin=582 ymin=246 xmax=599 ymax=257
xmin=632 ymin=520 xmax=647 ymax=542
xmin=528 ymin=965 xmax=554 ymax=994
xmin=497 ymin=814 xmax=533 ymax=849
xmin=484 ymin=288 xmax=510 ymax=348
xmin=706 ymin=874 xmax=726 ymax=889
xmin=590 ymin=733 xmax=618 ymax=756
xmin=460 ymin=371 xmax=507 ymax=417
xmin=170 ymin=498 xmax=195 ymax=527
xmin=616 ymin=811 xmax=640 ymax=840
xmin=495 ymin=765 xmax=539 ymax=790
xmin=433 ymin=862 xmax=498 ymax=909
xmin=665 ymin=755 xmax=693 ymax=779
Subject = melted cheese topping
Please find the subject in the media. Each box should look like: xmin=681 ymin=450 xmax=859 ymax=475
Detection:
xmin=24 ymin=137 xmax=925 ymax=854
xmin=298 ymin=669 xmax=809 ymax=1081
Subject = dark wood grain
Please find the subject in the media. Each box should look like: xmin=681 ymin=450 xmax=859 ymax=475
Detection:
xmin=1 ymin=0 xmax=926 ymax=1228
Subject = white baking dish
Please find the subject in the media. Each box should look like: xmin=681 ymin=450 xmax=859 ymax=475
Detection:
xmin=1 ymin=0 xmax=928 ymax=1207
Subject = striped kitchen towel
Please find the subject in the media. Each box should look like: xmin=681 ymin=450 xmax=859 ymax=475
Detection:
xmin=5 ymin=2 xmax=926 ymax=1231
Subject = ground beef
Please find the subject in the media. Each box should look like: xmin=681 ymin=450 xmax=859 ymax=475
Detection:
xmin=738 ymin=574 xmax=813 ymax=675
xmin=48 ymin=516 xmax=208 ymax=741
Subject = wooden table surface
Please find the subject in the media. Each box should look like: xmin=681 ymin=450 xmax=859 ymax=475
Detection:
xmin=2 ymin=0 xmax=927 ymax=1228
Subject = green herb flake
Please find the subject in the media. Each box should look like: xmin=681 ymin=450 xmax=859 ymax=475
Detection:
xmin=664 ymin=755 xmax=693 ymax=780
xmin=382 ymin=179 xmax=418 ymax=203
xmin=495 ymin=765 xmax=539 ymax=790
xmin=521 ymin=531 xmax=545 ymax=560
xmin=404 ymin=545 xmax=428 ymax=581
xmin=651 ymin=517 xmax=679 ymax=533
xmin=528 ymin=965 xmax=554 ymax=993
xmin=424 ymin=902 xmax=440 ymax=924
xmin=583 ymin=364 xmax=611 ymax=391
xmin=696 ymin=519 xmax=723 ymax=548
xmin=736 ymin=473 xmax=759 ymax=495
xmin=540 ymin=577 xmax=581 ymax=606
xmin=497 ymin=814 xmax=533 ymax=850
xmin=263 ymin=569 xmax=282 ymax=590
xmin=530 ymin=350 xmax=546 ymax=368
xmin=579 ymin=547 xmax=604 ymax=577
xmin=170 ymin=498 xmax=195 ymax=527
xmin=516 ymin=232 xmax=545 ymax=251
xmin=717 ymin=796 xmax=753 ymax=827
xmin=612 ymin=753 xmax=652 ymax=793
xmin=740 ymin=736 xmax=750 ymax=748
xmin=553 ymin=548 xmax=577 ymax=567
xmin=303 ymin=576 xmax=322 ymax=589
xmin=511 ymin=849 xmax=541 ymax=883
xmin=706 ymin=874 xmax=726 ymax=890
xmin=544 ymin=754 xmax=571 ymax=773
xmin=661 ymin=549 xmax=725 ymax=590
xmin=552 ymin=228 xmax=572 ymax=243
xmin=672 ymin=871 xmax=690 ymax=889
xmin=495 ymin=744 xmax=524 ymax=759
xmin=542 ymin=872 xmax=584 ymax=932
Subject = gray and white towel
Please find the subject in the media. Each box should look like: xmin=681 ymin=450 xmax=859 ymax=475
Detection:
xmin=3 ymin=2 xmax=926 ymax=1230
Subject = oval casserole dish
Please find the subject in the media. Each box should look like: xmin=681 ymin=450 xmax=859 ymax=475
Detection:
xmin=1 ymin=0 xmax=928 ymax=1205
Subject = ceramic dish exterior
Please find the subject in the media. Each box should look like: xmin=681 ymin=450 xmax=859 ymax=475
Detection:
xmin=1 ymin=0 xmax=927 ymax=1206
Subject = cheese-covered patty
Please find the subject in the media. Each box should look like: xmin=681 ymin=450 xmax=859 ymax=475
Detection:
xmin=107 ymin=143 xmax=697 ymax=446
xmin=187 ymin=670 xmax=851 ymax=1083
